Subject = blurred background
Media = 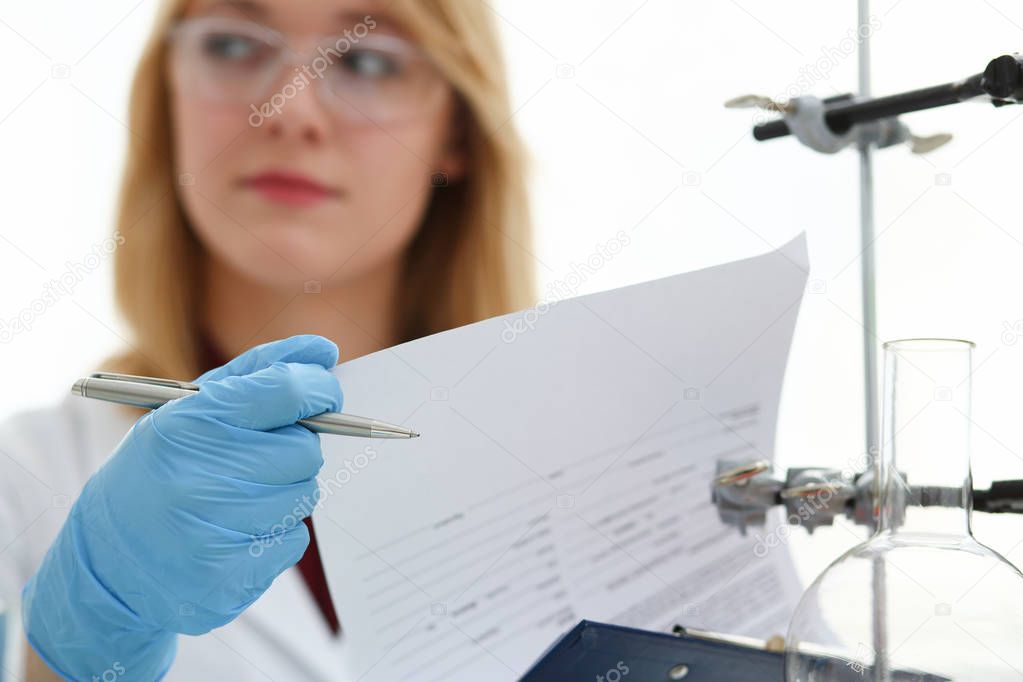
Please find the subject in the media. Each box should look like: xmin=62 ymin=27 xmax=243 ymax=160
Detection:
xmin=0 ymin=0 xmax=1021 ymax=595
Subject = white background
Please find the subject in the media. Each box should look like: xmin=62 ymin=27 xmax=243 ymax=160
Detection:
xmin=1 ymin=0 xmax=1022 ymax=604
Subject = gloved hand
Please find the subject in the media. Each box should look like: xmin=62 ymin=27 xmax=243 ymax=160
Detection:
xmin=22 ymin=334 xmax=343 ymax=681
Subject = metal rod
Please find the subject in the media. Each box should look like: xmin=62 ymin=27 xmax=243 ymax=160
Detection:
xmin=753 ymin=75 xmax=985 ymax=140
xmin=855 ymin=2 xmax=889 ymax=680
xmin=857 ymin=0 xmax=876 ymax=490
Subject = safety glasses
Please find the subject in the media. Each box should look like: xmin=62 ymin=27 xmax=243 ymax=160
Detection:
xmin=166 ymin=15 xmax=449 ymax=127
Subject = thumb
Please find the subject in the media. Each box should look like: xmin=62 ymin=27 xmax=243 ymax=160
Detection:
xmin=194 ymin=335 xmax=339 ymax=385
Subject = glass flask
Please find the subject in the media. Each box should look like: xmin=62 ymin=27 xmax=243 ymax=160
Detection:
xmin=785 ymin=338 xmax=1023 ymax=681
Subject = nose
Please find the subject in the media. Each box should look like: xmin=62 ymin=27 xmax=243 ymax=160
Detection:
xmin=260 ymin=70 xmax=333 ymax=145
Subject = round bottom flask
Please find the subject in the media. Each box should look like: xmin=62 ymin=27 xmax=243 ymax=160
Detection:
xmin=785 ymin=339 xmax=1023 ymax=681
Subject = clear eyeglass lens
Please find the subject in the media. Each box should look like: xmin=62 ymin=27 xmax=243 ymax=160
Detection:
xmin=171 ymin=18 xmax=446 ymax=125
xmin=198 ymin=29 xmax=277 ymax=72
xmin=172 ymin=20 xmax=284 ymax=103
xmin=317 ymin=42 xmax=444 ymax=122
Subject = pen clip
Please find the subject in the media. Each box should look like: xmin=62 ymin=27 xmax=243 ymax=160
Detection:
xmin=90 ymin=372 xmax=201 ymax=392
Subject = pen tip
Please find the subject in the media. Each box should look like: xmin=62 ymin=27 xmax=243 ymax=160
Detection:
xmin=410 ymin=431 xmax=420 ymax=438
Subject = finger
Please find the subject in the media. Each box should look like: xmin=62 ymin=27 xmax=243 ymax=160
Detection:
xmin=196 ymin=470 xmax=321 ymax=536
xmin=178 ymin=422 xmax=325 ymax=485
xmin=194 ymin=335 xmax=339 ymax=385
xmin=257 ymin=522 xmax=311 ymax=585
xmin=194 ymin=361 xmax=344 ymax=431
xmin=210 ymin=524 xmax=310 ymax=624
xmin=176 ymin=524 xmax=310 ymax=634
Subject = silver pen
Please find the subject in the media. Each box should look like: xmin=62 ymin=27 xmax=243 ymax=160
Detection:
xmin=71 ymin=372 xmax=420 ymax=439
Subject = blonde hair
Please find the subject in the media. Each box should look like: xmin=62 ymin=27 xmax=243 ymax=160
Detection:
xmin=105 ymin=0 xmax=535 ymax=382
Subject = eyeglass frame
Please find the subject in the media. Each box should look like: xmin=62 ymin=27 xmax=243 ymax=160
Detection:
xmin=163 ymin=14 xmax=451 ymax=127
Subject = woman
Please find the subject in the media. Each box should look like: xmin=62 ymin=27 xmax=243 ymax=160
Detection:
xmin=0 ymin=0 xmax=535 ymax=679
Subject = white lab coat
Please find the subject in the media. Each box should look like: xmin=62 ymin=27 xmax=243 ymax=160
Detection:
xmin=0 ymin=393 xmax=351 ymax=681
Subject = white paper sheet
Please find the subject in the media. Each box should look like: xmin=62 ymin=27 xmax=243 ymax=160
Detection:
xmin=315 ymin=234 xmax=809 ymax=681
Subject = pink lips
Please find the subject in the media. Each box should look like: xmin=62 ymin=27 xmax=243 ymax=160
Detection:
xmin=243 ymin=170 xmax=340 ymax=207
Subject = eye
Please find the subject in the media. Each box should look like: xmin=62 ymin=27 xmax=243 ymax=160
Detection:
xmin=339 ymin=48 xmax=403 ymax=79
xmin=201 ymin=32 xmax=272 ymax=65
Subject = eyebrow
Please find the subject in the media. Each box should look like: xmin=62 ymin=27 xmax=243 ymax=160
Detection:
xmin=197 ymin=0 xmax=402 ymax=33
xmin=200 ymin=0 xmax=266 ymax=19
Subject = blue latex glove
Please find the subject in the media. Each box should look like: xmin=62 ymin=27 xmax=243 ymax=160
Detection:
xmin=22 ymin=334 xmax=343 ymax=681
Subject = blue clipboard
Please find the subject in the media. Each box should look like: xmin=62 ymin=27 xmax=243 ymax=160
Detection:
xmin=519 ymin=620 xmax=783 ymax=682
xmin=519 ymin=620 xmax=949 ymax=682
